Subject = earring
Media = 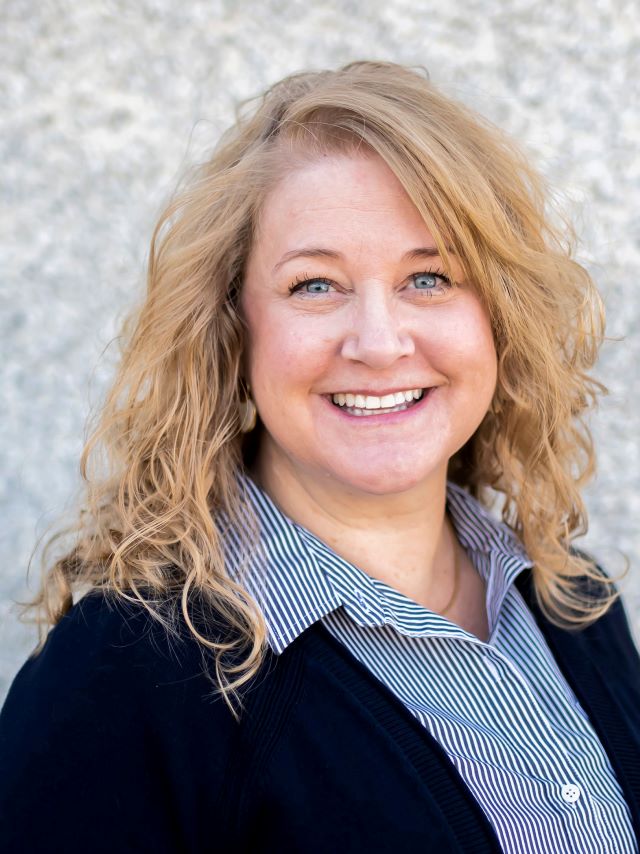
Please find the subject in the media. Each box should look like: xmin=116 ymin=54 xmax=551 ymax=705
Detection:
xmin=239 ymin=383 xmax=257 ymax=433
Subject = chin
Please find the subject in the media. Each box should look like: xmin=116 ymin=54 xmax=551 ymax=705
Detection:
xmin=328 ymin=462 xmax=436 ymax=497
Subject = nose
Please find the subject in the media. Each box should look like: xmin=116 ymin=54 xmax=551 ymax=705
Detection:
xmin=340 ymin=287 xmax=415 ymax=368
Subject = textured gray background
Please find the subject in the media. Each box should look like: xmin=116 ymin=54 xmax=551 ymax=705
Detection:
xmin=1 ymin=0 xmax=639 ymax=703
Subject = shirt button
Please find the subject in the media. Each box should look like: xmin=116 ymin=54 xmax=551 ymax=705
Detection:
xmin=561 ymin=783 xmax=582 ymax=804
xmin=354 ymin=589 xmax=372 ymax=613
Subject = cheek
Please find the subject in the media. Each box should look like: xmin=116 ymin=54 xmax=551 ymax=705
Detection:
xmin=466 ymin=325 xmax=498 ymax=399
xmin=440 ymin=304 xmax=497 ymax=392
xmin=246 ymin=310 xmax=334 ymax=400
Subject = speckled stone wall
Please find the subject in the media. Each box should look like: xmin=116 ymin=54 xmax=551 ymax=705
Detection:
xmin=2 ymin=0 xmax=639 ymax=700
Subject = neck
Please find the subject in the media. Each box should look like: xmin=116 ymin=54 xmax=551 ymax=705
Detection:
xmin=251 ymin=436 xmax=460 ymax=612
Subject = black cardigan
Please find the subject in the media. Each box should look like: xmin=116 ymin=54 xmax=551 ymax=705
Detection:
xmin=1 ymin=570 xmax=639 ymax=853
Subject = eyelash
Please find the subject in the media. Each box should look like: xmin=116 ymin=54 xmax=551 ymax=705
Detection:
xmin=287 ymin=270 xmax=453 ymax=296
xmin=288 ymin=275 xmax=335 ymax=295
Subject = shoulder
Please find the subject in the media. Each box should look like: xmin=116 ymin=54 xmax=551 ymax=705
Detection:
xmin=3 ymin=590 xmax=234 ymax=723
xmin=0 ymin=591 xmax=251 ymax=852
xmin=518 ymin=560 xmax=640 ymax=664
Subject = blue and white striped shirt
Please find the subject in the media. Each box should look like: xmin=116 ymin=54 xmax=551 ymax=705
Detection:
xmin=226 ymin=473 xmax=637 ymax=853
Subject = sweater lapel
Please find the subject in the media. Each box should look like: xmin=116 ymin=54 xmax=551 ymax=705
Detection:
xmin=516 ymin=570 xmax=640 ymax=841
xmin=307 ymin=621 xmax=503 ymax=853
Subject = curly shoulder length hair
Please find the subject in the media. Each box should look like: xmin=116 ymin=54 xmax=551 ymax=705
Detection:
xmin=24 ymin=61 xmax=614 ymax=718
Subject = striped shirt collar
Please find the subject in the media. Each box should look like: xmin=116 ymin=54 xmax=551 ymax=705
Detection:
xmin=231 ymin=472 xmax=533 ymax=654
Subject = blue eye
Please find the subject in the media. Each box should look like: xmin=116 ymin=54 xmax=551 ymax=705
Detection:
xmin=288 ymin=276 xmax=334 ymax=295
xmin=411 ymin=272 xmax=450 ymax=290
xmin=305 ymin=280 xmax=332 ymax=293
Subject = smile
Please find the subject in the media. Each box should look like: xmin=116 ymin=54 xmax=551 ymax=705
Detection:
xmin=329 ymin=388 xmax=425 ymax=416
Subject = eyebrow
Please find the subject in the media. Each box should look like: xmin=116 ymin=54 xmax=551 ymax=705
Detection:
xmin=272 ymin=245 xmax=451 ymax=274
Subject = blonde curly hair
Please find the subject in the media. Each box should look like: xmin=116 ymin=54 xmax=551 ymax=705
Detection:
xmin=23 ymin=61 xmax=616 ymax=719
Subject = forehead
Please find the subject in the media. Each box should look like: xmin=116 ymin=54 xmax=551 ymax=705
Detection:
xmin=252 ymin=152 xmax=436 ymax=260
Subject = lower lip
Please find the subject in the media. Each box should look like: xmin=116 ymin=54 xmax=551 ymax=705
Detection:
xmin=322 ymin=389 xmax=433 ymax=424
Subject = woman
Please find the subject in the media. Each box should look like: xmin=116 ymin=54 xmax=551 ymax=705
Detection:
xmin=1 ymin=61 xmax=639 ymax=853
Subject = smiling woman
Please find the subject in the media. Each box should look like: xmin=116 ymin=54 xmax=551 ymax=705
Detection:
xmin=1 ymin=61 xmax=639 ymax=853
xmin=241 ymin=152 xmax=498 ymax=508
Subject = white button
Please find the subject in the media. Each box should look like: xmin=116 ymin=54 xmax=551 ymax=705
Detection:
xmin=354 ymin=589 xmax=372 ymax=613
xmin=485 ymin=659 xmax=501 ymax=682
xmin=561 ymin=783 xmax=582 ymax=804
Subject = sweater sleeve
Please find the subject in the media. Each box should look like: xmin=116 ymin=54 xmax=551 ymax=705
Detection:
xmin=0 ymin=593 xmax=243 ymax=854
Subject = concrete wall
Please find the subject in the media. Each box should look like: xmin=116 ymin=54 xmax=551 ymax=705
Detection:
xmin=2 ymin=0 xmax=639 ymax=701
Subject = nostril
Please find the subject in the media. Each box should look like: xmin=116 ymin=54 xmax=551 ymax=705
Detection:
xmin=340 ymin=326 xmax=415 ymax=367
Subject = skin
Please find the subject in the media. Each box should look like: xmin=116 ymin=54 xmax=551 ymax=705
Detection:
xmin=240 ymin=151 xmax=497 ymax=639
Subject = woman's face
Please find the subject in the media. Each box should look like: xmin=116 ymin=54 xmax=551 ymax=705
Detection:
xmin=240 ymin=152 xmax=497 ymax=497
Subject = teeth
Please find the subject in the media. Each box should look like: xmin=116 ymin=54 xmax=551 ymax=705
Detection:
xmin=350 ymin=403 xmax=409 ymax=416
xmin=331 ymin=388 xmax=424 ymax=409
